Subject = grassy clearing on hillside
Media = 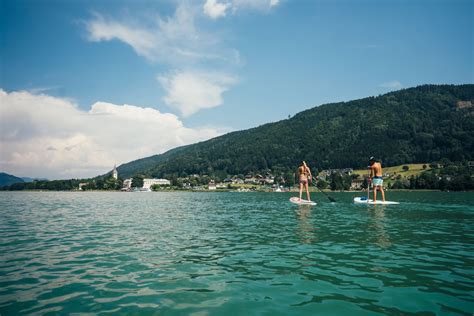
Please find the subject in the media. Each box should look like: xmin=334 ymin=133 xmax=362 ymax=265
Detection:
xmin=353 ymin=163 xmax=431 ymax=178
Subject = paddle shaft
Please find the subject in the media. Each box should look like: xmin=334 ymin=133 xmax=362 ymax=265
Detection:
xmin=311 ymin=177 xmax=336 ymax=203
xmin=367 ymin=168 xmax=371 ymax=200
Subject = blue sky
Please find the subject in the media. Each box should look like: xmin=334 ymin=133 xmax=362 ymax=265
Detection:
xmin=0 ymin=0 xmax=472 ymax=179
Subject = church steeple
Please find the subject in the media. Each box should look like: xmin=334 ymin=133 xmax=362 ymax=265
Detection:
xmin=112 ymin=165 xmax=118 ymax=180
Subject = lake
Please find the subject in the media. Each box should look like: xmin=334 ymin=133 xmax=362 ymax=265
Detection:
xmin=0 ymin=191 xmax=473 ymax=315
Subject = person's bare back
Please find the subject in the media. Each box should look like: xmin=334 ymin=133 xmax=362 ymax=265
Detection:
xmin=369 ymin=157 xmax=385 ymax=202
xmin=371 ymin=162 xmax=383 ymax=177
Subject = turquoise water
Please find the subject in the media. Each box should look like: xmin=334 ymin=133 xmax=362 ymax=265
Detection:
xmin=0 ymin=191 xmax=473 ymax=315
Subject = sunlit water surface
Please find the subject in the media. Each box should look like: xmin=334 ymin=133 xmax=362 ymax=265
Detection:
xmin=0 ymin=191 xmax=473 ymax=315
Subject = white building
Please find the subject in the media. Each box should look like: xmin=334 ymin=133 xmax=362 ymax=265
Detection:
xmin=123 ymin=178 xmax=132 ymax=190
xmin=244 ymin=177 xmax=257 ymax=184
xmin=208 ymin=181 xmax=216 ymax=190
xmin=143 ymin=178 xmax=171 ymax=190
xmin=216 ymin=183 xmax=227 ymax=189
xmin=112 ymin=165 xmax=118 ymax=180
xmin=264 ymin=177 xmax=275 ymax=185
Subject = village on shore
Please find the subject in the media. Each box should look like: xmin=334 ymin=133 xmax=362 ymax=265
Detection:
xmin=78 ymin=165 xmax=359 ymax=192
xmin=3 ymin=160 xmax=470 ymax=192
xmin=74 ymin=162 xmax=471 ymax=193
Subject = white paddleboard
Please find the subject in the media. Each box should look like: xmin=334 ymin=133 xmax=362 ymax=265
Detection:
xmin=353 ymin=197 xmax=399 ymax=205
xmin=290 ymin=197 xmax=317 ymax=206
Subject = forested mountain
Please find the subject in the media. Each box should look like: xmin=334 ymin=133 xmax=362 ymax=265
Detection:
xmin=0 ymin=172 xmax=25 ymax=186
xmin=116 ymin=84 xmax=474 ymax=179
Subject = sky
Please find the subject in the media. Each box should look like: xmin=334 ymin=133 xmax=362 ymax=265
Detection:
xmin=1 ymin=0 xmax=472 ymax=179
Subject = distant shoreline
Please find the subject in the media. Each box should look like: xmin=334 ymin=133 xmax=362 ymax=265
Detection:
xmin=1 ymin=189 xmax=466 ymax=193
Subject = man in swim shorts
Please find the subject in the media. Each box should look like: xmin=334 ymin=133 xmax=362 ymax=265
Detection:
xmin=369 ymin=156 xmax=385 ymax=203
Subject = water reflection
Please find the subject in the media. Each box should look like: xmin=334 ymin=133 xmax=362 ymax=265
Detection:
xmin=295 ymin=206 xmax=316 ymax=244
xmin=368 ymin=206 xmax=391 ymax=248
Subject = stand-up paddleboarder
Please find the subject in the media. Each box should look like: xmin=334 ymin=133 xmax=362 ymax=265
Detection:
xmin=369 ymin=157 xmax=385 ymax=203
xmin=298 ymin=161 xmax=312 ymax=202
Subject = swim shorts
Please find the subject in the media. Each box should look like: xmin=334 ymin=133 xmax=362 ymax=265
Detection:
xmin=372 ymin=177 xmax=383 ymax=186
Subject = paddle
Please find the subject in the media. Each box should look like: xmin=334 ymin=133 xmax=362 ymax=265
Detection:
xmin=367 ymin=167 xmax=371 ymax=201
xmin=311 ymin=177 xmax=336 ymax=203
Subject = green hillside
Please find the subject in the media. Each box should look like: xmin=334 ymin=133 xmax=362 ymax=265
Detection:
xmin=0 ymin=172 xmax=25 ymax=186
xmin=353 ymin=163 xmax=431 ymax=178
xmin=117 ymin=84 xmax=474 ymax=179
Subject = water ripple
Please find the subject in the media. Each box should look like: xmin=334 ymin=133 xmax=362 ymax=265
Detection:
xmin=0 ymin=191 xmax=473 ymax=315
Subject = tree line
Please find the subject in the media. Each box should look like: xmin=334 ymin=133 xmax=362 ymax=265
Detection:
xmin=1 ymin=160 xmax=472 ymax=191
xmin=389 ymin=161 xmax=473 ymax=191
xmin=0 ymin=177 xmax=122 ymax=191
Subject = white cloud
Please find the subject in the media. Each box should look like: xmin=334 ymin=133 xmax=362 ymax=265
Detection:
xmin=379 ymin=81 xmax=403 ymax=89
xmin=158 ymin=71 xmax=237 ymax=117
xmin=270 ymin=0 xmax=280 ymax=7
xmin=0 ymin=89 xmax=223 ymax=179
xmin=85 ymin=5 xmax=226 ymax=64
xmin=83 ymin=2 xmax=279 ymax=116
xmin=86 ymin=13 xmax=158 ymax=61
xmin=203 ymin=0 xmax=230 ymax=19
xmin=205 ymin=0 xmax=280 ymax=18
xmin=232 ymin=0 xmax=280 ymax=12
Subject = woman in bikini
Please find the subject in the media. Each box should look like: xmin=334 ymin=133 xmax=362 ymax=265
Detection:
xmin=298 ymin=161 xmax=312 ymax=202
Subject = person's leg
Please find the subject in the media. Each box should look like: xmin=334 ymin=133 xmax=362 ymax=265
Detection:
xmin=305 ymin=182 xmax=311 ymax=201
xmin=373 ymin=185 xmax=377 ymax=202
xmin=299 ymin=182 xmax=303 ymax=200
xmin=380 ymin=186 xmax=385 ymax=202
